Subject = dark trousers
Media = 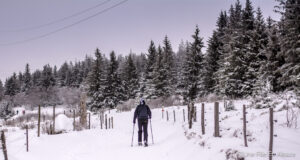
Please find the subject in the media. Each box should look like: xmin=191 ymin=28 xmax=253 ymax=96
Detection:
xmin=138 ymin=118 xmax=148 ymax=143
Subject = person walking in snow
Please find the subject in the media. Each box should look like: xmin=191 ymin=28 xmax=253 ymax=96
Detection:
xmin=133 ymin=98 xmax=152 ymax=146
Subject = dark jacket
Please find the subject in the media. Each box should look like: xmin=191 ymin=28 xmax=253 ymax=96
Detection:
xmin=133 ymin=101 xmax=151 ymax=123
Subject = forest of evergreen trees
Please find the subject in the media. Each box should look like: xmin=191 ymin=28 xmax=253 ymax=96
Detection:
xmin=0 ymin=0 xmax=299 ymax=112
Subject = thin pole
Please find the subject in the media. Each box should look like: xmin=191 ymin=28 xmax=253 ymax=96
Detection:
xmin=73 ymin=110 xmax=75 ymax=131
xmin=1 ymin=130 xmax=8 ymax=160
xmin=150 ymin=119 xmax=154 ymax=144
xmin=269 ymin=108 xmax=274 ymax=160
xmin=243 ymin=105 xmax=248 ymax=147
xmin=131 ymin=123 xmax=135 ymax=147
xmin=53 ymin=105 xmax=56 ymax=134
xmin=38 ymin=105 xmax=41 ymax=137
xmin=26 ymin=125 xmax=29 ymax=152
xmin=183 ymin=109 xmax=185 ymax=122
xmin=201 ymin=103 xmax=205 ymax=135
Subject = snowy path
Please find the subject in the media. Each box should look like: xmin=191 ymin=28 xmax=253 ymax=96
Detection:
xmin=6 ymin=103 xmax=300 ymax=160
xmin=8 ymin=108 xmax=203 ymax=160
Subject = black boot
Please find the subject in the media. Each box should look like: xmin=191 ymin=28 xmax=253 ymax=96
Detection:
xmin=144 ymin=141 xmax=148 ymax=147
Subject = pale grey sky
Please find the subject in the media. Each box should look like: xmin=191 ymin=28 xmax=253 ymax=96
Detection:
xmin=0 ymin=0 xmax=280 ymax=82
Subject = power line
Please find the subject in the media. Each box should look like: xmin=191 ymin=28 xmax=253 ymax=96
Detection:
xmin=0 ymin=0 xmax=112 ymax=32
xmin=0 ymin=0 xmax=129 ymax=46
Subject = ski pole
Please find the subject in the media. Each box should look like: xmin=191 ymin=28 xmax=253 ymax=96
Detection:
xmin=150 ymin=119 xmax=154 ymax=144
xmin=131 ymin=123 xmax=135 ymax=147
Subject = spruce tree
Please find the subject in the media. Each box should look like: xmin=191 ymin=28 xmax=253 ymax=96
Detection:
xmin=23 ymin=63 xmax=32 ymax=93
xmin=83 ymin=55 xmax=93 ymax=79
xmin=41 ymin=64 xmax=55 ymax=90
xmin=153 ymin=46 xmax=168 ymax=98
xmin=0 ymin=80 xmax=4 ymax=101
xmin=87 ymin=48 xmax=106 ymax=110
xmin=182 ymin=26 xmax=204 ymax=101
xmin=221 ymin=1 xmax=246 ymax=98
xmin=4 ymin=73 xmax=19 ymax=97
xmin=204 ymin=31 xmax=220 ymax=95
xmin=276 ymin=0 xmax=300 ymax=91
xmin=104 ymin=51 xmax=126 ymax=108
xmin=175 ymin=41 xmax=189 ymax=96
xmin=241 ymin=0 xmax=258 ymax=96
xmin=32 ymin=70 xmax=42 ymax=87
xmin=58 ymin=62 xmax=70 ymax=87
xmin=204 ymin=11 xmax=228 ymax=95
xmin=261 ymin=17 xmax=284 ymax=92
xmin=123 ymin=54 xmax=139 ymax=99
xmin=17 ymin=72 xmax=23 ymax=93
xmin=162 ymin=36 xmax=176 ymax=96
xmin=144 ymin=40 xmax=157 ymax=98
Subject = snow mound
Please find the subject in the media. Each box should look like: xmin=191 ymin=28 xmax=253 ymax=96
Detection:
xmin=55 ymin=114 xmax=73 ymax=132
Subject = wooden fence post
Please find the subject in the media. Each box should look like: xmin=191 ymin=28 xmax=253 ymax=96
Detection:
xmin=162 ymin=109 xmax=164 ymax=119
xmin=189 ymin=103 xmax=194 ymax=129
xmin=269 ymin=108 xmax=274 ymax=160
xmin=38 ymin=105 xmax=41 ymax=137
xmin=50 ymin=124 xmax=53 ymax=135
xmin=105 ymin=114 xmax=107 ymax=129
xmin=214 ymin=102 xmax=220 ymax=137
xmin=53 ymin=105 xmax=56 ymax=134
xmin=100 ymin=112 xmax=103 ymax=129
xmin=88 ymin=113 xmax=91 ymax=129
xmin=109 ymin=117 xmax=111 ymax=129
xmin=243 ymin=105 xmax=248 ymax=147
xmin=201 ymin=103 xmax=205 ymax=135
xmin=1 ymin=130 xmax=8 ymax=160
xmin=194 ymin=104 xmax=197 ymax=122
xmin=183 ymin=109 xmax=185 ymax=122
xmin=166 ymin=111 xmax=169 ymax=121
xmin=187 ymin=104 xmax=190 ymax=122
xmin=111 ymin=117 xmax=114 ymax=129
xmin=26 ymin=125 xmax=29 ymax=152
xmin=172 ymin=110 xmax=175 ymax=122
xmin=73 ymin=110 xmax=75 ymax=131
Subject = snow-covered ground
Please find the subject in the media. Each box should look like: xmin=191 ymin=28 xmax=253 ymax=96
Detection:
xmin=2 ymin=101 xmax=300 ymax=160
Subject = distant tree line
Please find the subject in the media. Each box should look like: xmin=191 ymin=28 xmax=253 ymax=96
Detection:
xmin=0 ymin=0 xmax=298 ymax=111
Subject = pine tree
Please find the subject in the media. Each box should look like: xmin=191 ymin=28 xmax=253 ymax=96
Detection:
xmin=241 ymin=0 xmax=258 ymax=96
xmin=260 ymin=17 xmax=284 ymax=92
xmin=32 ymin=70 xmax=42 ymax=87
xmin=4 ymin=73 xmax=19 ymax=97
xmin=182 ymin=26 xmax=204 ymax=101
xmin=144 ymin=40 xmax=157 ymax=98
xmin=17 ymin=72 xmax=23 ymax=93
xmin=83 ymin=55 xmax=93 ymax=79
xmin=58 ymin=62 xmax=70 ymax=87
xmin=276 ymin=0 xmax=300 ymax=91
xmin=104 ymin=51 xmax=126 ymax=108
xmin=252 ymin=7 xmax=270 ymax=95
xmin=0 ymin=80 xmax=4 ymax=101
xmin=162 ymin=36 xmax=176 ymax=96
xmin=87 ymin=48 xmax=106 ymax=110
xmin=221 ymin=1 xmax=246 ymax=98
xmin=204 ymin=11 xmax=228 ymax=95
xmin=153 ymin=46 xmax=168 ymax=98
xmin=204 ymin=31 xmax=220 ymax=95
xmin=175 ymin=41 xmax=189 ymax=96
xmin=23 ymin=63 xmax=32 ymax=93
xmin=41 ymin=64 xmax=55 ymax=90
xmin=123 ymin=54 xmax=139 ymax=99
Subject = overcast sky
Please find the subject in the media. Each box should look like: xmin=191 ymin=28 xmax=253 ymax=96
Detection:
xmin=0 ymin=0 xmax=280 ymax=83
